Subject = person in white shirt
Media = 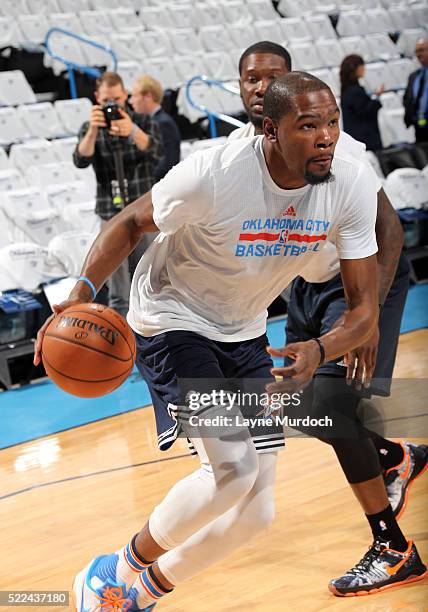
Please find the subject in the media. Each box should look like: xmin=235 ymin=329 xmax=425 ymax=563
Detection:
xmin=34 ymin=72 xmax=420 ymax=610
xmin=231 ymin=41 xmax=426 ymax=597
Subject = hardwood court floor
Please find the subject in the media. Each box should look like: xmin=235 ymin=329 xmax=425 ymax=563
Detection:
xmin=1 ymin=330 xmax=427 ymax=612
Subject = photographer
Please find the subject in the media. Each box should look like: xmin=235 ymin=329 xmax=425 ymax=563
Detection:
xmin=73 ymin=71 xmax=163 ymax=316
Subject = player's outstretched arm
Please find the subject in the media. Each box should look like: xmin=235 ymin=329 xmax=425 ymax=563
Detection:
xmin=34 ymin=192 xmax=157 ymax=365
xmin=76 ymin=191 xmax=158 ymax=299
xmin=267 ymin=255 xmax=378 ymax=391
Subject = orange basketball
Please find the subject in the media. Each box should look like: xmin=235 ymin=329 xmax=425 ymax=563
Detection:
xmin=42 ymin=303 xmax=136 ymax=398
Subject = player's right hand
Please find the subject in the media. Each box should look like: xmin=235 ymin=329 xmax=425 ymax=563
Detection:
xmin=89 ymin=105 xmax=107 ymax=130
xmin=266 ymin=340 xmax=320 ymax=393
xmin=33 ymin=297 xmax=85 ymax=367
xmin=343 ymin=326 xmax=379 ymax=390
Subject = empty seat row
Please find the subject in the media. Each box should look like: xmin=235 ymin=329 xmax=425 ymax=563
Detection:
xmin=0 ymin=0 xmax=276 ymax=21
xmin=336 ymin=6 xmax=427 ymax=37
xmin=2 ymin=2 xmax=426 ymax=45
xmin=0 ymin=0 xmax=169 ymax=15
xmin=384 ymin=168 xmax=428 ymax=210
xmin=338 ymin=29 xmax=426 ymax=62
xmin=177 ymin=81 xmax=243 ymax=122
xmin=362 ymin=58 xmax=418 ymax=93
xmin=0 ymin=192 xmax=97 ymax=258
xmin=287 ymin=55 xmax=416 ymax=91
xmin=45 ymin=30 xmax=424 ymax=86
xmin=107 ymin=16 xmax=335 ymax=58
xmin=278 ymin=1 xmax=427 ymax=31
xmin=0 ymin=62 xmax=416 ymax=148
xmin=378 ymin=108 xmax=416 ymax=148
xmin=0 ymin=98 xmax=92 ymax=143
xmin=113 ymin=52 xmax=418 ymax=97
xmin=0 ymin=137 xmax=76 ymax=172
xmin=117 ymin=56 xmax=239 ymax=90
xmin=0 ymin=171 xmax=97 ymax=292
xmin=0 ymin=10 xmax=341 ymax=49
xmin=1 ymin=2 xmax=279 ymax=45
xmin=40 ymin=15 xmax=338 ymax=74
xmin=0 ymin=233 xmax=95 ymax=292
xmin=0 ymin=162 xmax=95 ymax=195
xmin=289 ymin=36 xmax=402 ymax=71
xmin=0 ymin=137 xmax=96 ymax=203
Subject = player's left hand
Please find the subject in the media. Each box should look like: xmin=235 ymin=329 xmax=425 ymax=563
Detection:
xmin=343 ymin=326 xmax=379 ymax=390
xmin=109 ymin=108 xmax=134 ymax=138
xmin=265 ymin=340 xmax=320 ymax=394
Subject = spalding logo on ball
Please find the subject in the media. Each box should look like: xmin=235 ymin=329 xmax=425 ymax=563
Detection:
xmin=42 ymin=303 xmax=136 ymax=398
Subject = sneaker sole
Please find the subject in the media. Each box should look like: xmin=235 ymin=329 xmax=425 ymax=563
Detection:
xmin=70 ymin=566 xmax=88 ymax=612
xmin=395 ymin=450 xmax=428 ymax=520
xmin=329 ymin=568 xmax=428 ymax=597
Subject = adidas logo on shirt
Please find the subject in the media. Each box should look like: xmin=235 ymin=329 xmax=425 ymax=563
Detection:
xmin=282 ymin=206 xmax=296 ymax=217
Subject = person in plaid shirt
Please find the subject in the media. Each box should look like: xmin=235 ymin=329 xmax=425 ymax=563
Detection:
xmin=73 ymin=71 xmax=163 ymax=316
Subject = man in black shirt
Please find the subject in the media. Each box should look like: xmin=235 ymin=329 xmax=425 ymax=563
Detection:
xmin=73 ymin=71 xmax=163 ymax=316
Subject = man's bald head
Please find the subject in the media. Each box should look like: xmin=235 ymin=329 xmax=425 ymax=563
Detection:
xmin=416 ymin=38 xmax=428 ymax=67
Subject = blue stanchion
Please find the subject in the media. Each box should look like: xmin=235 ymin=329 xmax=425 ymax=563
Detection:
xmin=44 ymin=27 xmax=118 ymax=99
xmin=185 ymin=75 xmax=245 ymax=138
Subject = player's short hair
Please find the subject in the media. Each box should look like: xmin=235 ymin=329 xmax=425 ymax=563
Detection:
xmin=96 ymin=71 xmax=125 ymax=90
xmin=238 ymin=41 xmax=292 ymax=75
xmin=134 ymin=74 xmax=164 ymax=104
xmin=264 ymin=72 xmax=333 ymax=123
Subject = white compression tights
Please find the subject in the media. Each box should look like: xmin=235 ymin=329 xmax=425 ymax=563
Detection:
xmin=148 ymin=433 xmax=278 ymax=585
xmin=158 ymin=450 xmax=277 ymax=585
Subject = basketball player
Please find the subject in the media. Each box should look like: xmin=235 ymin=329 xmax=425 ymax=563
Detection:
xmin=233 ymin=41 xmax=428 ymax=596
xmin=35 ymin=73 xmax=425 ymax=611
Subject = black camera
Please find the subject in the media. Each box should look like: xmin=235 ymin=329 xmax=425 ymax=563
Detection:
xmin=102 ymin=100 xmax=122 ymax=129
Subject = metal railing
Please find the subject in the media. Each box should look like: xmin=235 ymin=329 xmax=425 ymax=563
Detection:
xmin=185 ymin=75 xmax=245 ymax=138
xmin=44 ymin=28 xmax=117 ymax=99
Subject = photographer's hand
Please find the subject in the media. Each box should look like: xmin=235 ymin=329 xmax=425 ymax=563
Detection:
xmin=78 ymin=106 xmax=106 ymax=158
xmin=109 ymin=108 xmax=134 ymax=138
xmin=90 ymin=105 xmax=107 ymax=131
xmin=110 ymin=109 xmax=150 ymax=150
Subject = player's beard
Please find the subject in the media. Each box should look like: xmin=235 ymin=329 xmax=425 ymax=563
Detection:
xmin=244 ymin=102 xmax=263 ymax=131
xmin=303 ymin=169 xmax=335 ymax=185
xmin=249 ymin=113 xmax=264 ymax=130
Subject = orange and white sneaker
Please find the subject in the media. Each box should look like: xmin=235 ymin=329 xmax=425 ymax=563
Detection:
xmin=384 ymin=442 xmax=428 ymax=519
xmin=329 ymin=537 xmax=427 ymax=597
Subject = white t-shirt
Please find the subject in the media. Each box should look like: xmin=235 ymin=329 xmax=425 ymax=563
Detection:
xmin=229 ymin=123 xmax=382 ymax=282
xmin=128 ymin=136 xmax=378 ymax=341
xmin=228 ymin=122 xmax=255 ymax=140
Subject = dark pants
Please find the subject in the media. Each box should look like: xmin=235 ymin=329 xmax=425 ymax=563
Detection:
xmin=415 ymin=125 xmax=428 ymax=143
xmin=284 ymin=252 xmax=410 ymax=483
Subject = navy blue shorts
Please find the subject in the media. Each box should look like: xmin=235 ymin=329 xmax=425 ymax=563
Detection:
xmin=135 ymin=330 xmax=285 ymax=453
xmin=286 ymin=252 xmax=410 ymax=396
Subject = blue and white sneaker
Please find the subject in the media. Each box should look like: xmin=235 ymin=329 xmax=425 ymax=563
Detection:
xmin=72 ymin=554 xmax=156 ymax=612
